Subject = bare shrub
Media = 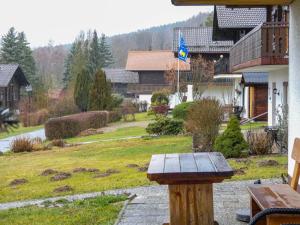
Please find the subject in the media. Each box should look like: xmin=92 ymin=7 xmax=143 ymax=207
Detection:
xmin=185 ymin=98 xmax=223 ymax=152
xmin=51 ymin=139 xmax=66 ymax=147
xmin=121 ymin=100 xmax=137 ymax=122
xmin=247 ymin=131 xmax=272 ymax=155
xmin=10 ymin=137 xmax=33 ymax=153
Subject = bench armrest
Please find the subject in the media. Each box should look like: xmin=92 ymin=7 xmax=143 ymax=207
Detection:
xmin=249 ymin=208 xmax=300 ymax=225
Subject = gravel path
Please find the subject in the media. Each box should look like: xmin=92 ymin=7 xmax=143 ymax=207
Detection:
xmin=0 ymin=128 xmax=46 ymax=153
xmin=99 ymin=121 xmax=150 ymax=133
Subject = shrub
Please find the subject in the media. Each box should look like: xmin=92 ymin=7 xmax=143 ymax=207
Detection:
xmin=146 ymin=116 xmax=183 ymax=135
xmin=45 ymin=111 xmax=109 ymax=140
xmin=48 ymin=94 xmax=80 ymax=117
xmin=27 ymin=109 xmax=49 ymax=126
xmin=109 ymin=94 xmax=124 ymax=110
xmin=247 ymin=131 xmax=272 ymax=155
xmin=151 ymin=91 xmax=169 ymax=105
xmin=108 ymin=110 xmax=122 ymax=123
xmin=121 ymin=100 xmax=137 ymax=121
xmin=52 ymin=139 xmax=66 ymax=147
xmin=172 ymin=102 xmax=194 ymax=120
xmin=185 ymin=98 xmax=223 ymax=152
xmin=10 ymin=137 xmax=33 ymax=153
xmin=214 ymin=116 xmax=249 ymax=158
xmin=151 ymin=104 xmax=169 ymax=115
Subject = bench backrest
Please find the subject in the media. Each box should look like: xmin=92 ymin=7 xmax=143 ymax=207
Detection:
xmin=291 ymin=138 xmax=300 ymax=190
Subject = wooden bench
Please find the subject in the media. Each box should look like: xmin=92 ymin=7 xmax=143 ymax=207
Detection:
xmin=248 ymin=138 xmax=300 ymax=225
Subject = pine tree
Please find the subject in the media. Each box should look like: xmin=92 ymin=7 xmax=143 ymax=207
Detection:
xmin=88 ymin=70 xmax=112 ymax=111
xmin=88 ymin=30 xmax=101 ymax=75
xmin=17 ymin=32 xmax=36 ymax=87
xmin=99 ymin=34 xmax=114 ymax=68
xmin=63 ymin=43 xmax=76 ymax=89
xmin=0 ymin=27 xmax=19 ymax=63
xmin=0 ymin=28 xmax=36 ymax=88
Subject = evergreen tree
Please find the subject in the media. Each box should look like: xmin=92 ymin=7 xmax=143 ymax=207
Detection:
xmin=88 ymin=30 xmax=101 ymax=75
xmin=0 ymin=28 xmax=36 ymax=88
xmin=0 ymin=27 xmax=19 ymax=63
xmin=16 ymin=32 xmax=36 ymax=87
xmin=63 ymin=43 xmax=76 ymax=89
xmin=99 ymin=34 xmax=114 ymax=68
xmin=88 ymin=70 xmax=112 ymax=111
xmin=74 ymin=67 xmax=92 ymax=112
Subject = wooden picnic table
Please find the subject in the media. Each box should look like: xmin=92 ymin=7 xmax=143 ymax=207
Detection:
xmin=147 ymin=152 xmax=234 ymax=225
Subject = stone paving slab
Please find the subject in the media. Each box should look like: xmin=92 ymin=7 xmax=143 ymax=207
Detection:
xmin=117 ymin=179 xmax=281 ymax=225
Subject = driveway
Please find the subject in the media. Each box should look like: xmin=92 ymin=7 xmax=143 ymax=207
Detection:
xmin=0 ymin=129 xmax=46 ymax=153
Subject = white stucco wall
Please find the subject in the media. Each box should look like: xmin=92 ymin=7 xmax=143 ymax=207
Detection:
xmin=288 ymin=0 xmax=300 ymax=178
xmin=267 ymin=68 xmax=289 ymax=126
xmin=201 ymin=85 xmax=234 ymax=105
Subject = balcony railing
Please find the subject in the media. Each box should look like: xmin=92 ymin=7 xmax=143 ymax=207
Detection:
xmin=127 ymin=84 xmax=171 ymax=94
xmin=214 ymin=57 xmax=230 ymax=75
xmin=230 ymin=22 xmax=289 ymax=72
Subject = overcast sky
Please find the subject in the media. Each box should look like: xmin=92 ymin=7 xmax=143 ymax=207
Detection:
xmin=0 ymin=0 xmax=212 ymax=47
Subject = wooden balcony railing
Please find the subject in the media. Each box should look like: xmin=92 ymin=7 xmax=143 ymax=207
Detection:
xmin=230 ymin=22 xmax=289 ymax=72
xmin=214 ymin=57 xmax=230 ymax=75
xmin=127 ymin=84 xmax=171 ymax=94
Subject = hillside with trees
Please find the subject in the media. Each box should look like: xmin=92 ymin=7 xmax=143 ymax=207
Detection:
xmin=31 ymin=11 xmax=212 ymax=89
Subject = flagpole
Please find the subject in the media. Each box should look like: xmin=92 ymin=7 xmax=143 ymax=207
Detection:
xmin=177 ymin=30 xmax=180 ymax=105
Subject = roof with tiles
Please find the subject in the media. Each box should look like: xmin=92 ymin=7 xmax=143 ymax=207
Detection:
xmin=103 ymin=68 xmax=139 ymax=84
xmin=173 ymin=27 xmax=233 ymax=53
xmin=215 ymin=6 xmax=267 ymax=29
xmin=126 ymin=50 xmax=190 ymax=71
xmin=0 ymin=64 xmax=29 ymax=87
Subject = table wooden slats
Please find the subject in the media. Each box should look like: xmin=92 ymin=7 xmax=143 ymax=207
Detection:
xmin=147 ymin=152 xmax=233 ymax=184
xmin=147 ymin=152 xmax=233 ymax=225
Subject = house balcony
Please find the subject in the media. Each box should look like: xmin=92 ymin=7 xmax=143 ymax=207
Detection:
xmin=230 ymin=22 xmax=289 ymax=73
xmin=214 ymin=57 xmax=230 ymax=75
xmin=127 ymin=84 xmax=172 ymax=95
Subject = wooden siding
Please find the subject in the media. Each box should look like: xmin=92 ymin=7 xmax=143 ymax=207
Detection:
xmin=139 ymin=71 xmax=166 ymax=85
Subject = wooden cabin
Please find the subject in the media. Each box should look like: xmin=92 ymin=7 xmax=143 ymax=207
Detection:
xmin=103 ymin=68 xmax=139 ymax=97
xmin=0 ymin=64 xmax=30 ymax=110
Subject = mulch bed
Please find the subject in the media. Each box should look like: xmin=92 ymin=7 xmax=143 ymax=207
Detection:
xmin=53 ymin=185 xmax=73 ymax=193
xmin=9 ymin=178 xmax=28 ymax=186
xmin=50 ymin=172 xmax=72 ymax=181
xmin=40 ymin=169 xmax=59 ymax=176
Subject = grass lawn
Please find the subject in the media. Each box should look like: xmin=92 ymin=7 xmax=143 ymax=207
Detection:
xmin=0 ymin=134 xmax=287 ymax=203
xmin=0 ymin=195 xmax=127 ymax=225
xmin=66 ymin=126 xmax=147 ymax=143
xmin=240 ymin=122 xmax=268 ymax=130
xmin=0 ymin=124 xmax=44 ymax=139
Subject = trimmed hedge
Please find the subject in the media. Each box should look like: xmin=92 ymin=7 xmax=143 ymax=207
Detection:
xmin=45 ymin=111 xmax=119 ymax=140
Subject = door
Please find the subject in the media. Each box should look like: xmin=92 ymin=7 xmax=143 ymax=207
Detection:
xmin=254 ymin=85 xmax=268 ymax=121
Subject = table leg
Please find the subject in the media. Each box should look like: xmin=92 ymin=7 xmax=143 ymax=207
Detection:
xmin=168 ymin=184 xmax=214 ymax=225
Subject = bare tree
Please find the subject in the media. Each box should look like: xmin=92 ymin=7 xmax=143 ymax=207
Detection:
xmin=190 ymin=55 xmax=214 ymax=100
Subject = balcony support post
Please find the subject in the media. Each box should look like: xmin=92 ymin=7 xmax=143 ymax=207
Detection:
xmin=288 ymin=0 xmax=300 ymax=181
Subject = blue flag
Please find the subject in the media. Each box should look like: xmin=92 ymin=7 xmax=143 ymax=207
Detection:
xmin=178 ymin=35 xmax=189 ymax=62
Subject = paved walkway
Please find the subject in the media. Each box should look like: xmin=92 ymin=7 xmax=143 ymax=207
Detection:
xmin=117 ymin=179 xmax=281 ymax=225
xmin=0 ymin=128 xmax=46 ymax=153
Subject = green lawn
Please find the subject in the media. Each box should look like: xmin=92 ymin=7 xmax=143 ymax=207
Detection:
xmin=0 ymin=134 xmax=287 ymax=203
xmin=0 ymin=124 xmax=43 ymax=139
xmin=240 ymin=122 xmax=268 ymax=130
xmin=0 ymin=195 xmax=127 ymax=225
xmin=67 ymin=126 xmax=147 ymax=143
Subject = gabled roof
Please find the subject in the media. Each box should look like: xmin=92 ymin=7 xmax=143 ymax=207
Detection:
xmin=173 ymin=27 xmax=233 ymax=53
xmin=215 ymin=6 xmax=266 ymax=29
xmin=103 ymin=69 xmax=139 ymax=84
xmin=126 ymin=50 xmax=190 ymax=71
xmin=242 ymin=72 xmax=268 ymax=86
xmin=0 ymin=64 xmax=30 ymax=87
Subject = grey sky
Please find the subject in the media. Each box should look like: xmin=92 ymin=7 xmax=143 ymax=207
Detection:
xmin=0 ymin=0 xmax=212 ymax=47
